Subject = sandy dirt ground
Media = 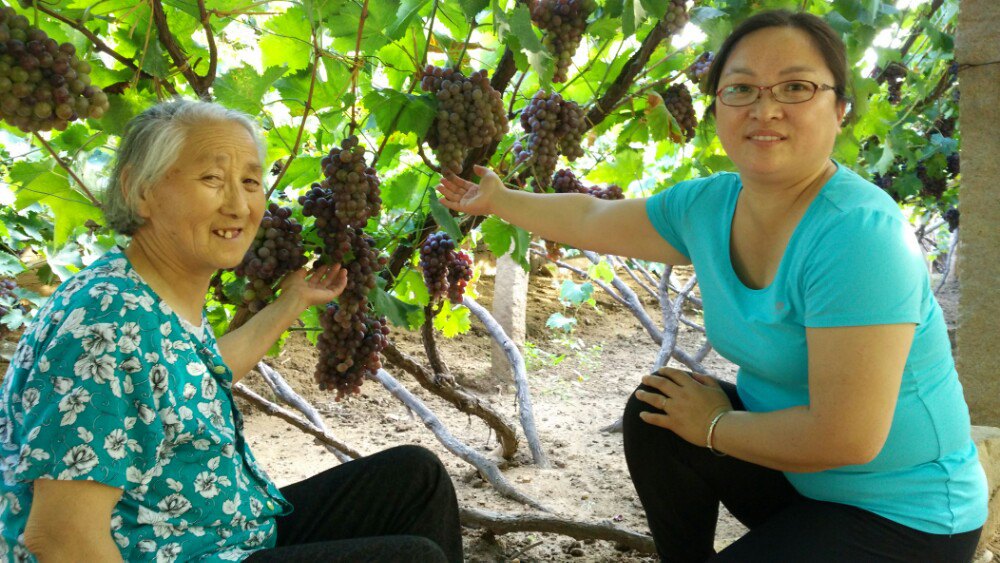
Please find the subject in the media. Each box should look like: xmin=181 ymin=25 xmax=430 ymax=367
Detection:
xmin=238 ymin=261 xmax=750 ymax=562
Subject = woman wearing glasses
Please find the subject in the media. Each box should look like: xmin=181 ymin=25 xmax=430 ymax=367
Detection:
xmin=437 ymin=10 xmax=987 ymax=562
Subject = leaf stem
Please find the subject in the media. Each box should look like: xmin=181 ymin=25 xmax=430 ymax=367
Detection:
xmin=31 ymin=132 xmax=101 ymax=209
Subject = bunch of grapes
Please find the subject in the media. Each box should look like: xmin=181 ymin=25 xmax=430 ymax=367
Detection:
xmin=662 ymin=84 xmax=697 ymax=142
xmin=512 ymin=90 xmax=586 ymax=189
xmin=305 ymin=136 xmax=382 ymax=229
xmin=661 ymin=0 xmax=690 ymax=34
xmin=917 ymin=163 xmax=947 ymax=199
xmin=933 ymin=116 xmax=956 ymax=138
xmin=872 ymin=172 xmax=895 ymax=194
xmin=882 ymin=63 xmax=907 ymax=105
xmin=420 ymin=232 xmax=454 ymax=302
xmin=551 ymin=168 xmax=624 ymax=200
xmin=298 ymin=137 xmax=389 ymax=397
xmin=420 ymin=66 xmax=508 ymax=175
xmin=446 ymin=251 xmax=473 ymax=305
xmin=946 ymin=153 xmax=960 ymax=177
xmin=686 ymin=51 xmax=714 ymax=92
xmin=420 ymin=232 xmax=474 ymax=305
xmin=316 ymin=305 xmax=389 ymax=398
xmin=943 ymin=207 xmax=959 ymax=232
xmin=528 ymin=0 xmax=596 ymax=82
xmin=234 ymin=204 xmax=308 ymax=313
xmin=0 ymin=7 xmax=110 ymax=132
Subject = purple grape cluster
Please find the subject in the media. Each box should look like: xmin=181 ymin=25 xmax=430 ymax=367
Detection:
xmin=686 ymin=51 xmax=714 ymax=92
xmin=299 ymin=137 xmax=389 ymax=397
xmin=316 ymin=304 xmax=389 ymax=399
xmin=917 ymin=163 xmax=947 ymax=199
xmin=420 ymin=66 xmax=509 ymax=175
xmin=662 ymin=83 xmax=697 ymax=142
xmin=943 ymin=207 xmax=959 ymax=232
xmin=420 ymin=232 xmax=474 ymax=305
xmin=883 ymin=63 xmax=907 ymax=105
xmin=0 ymin=7 xmax=109 ymax=132
xmin=513 ymin=90 xmax=586 ymax=190
xmin=551 ymin=169 xmax=624 ymax=200
xmin=235 ymin=204 xmax=308 ymax=313
xmin=528 ymin=0 xmax=596 ymax=82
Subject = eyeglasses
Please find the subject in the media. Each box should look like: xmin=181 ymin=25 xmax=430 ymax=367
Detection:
xmin=715 ymin=80 xmax=835 ymax=107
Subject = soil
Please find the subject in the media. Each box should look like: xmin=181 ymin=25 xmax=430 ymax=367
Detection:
xmin=238 ymin=260 xmax=746 ymax=562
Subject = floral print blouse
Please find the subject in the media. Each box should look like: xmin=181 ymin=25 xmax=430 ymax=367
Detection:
xmin=0 ymin=247 xmax=291 ymax=561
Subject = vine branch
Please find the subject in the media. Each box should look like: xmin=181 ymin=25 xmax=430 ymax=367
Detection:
xmin=151 ymin=0 xmax=210 ymax=98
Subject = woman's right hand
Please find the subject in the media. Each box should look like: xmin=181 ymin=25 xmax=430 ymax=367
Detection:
xmin=436 ymin=165 xmax=504 ymax=216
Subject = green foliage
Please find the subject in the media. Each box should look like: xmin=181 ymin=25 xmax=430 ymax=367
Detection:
xmin=0 ymin=0 xmax=961 ymax=346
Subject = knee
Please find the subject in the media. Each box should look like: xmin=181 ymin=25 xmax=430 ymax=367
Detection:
xmin=622 ymin=384 xmax=684 ymax=455
xmin=396 ymin=535 xmax=449 ymax=563
xmin=383 ymin=445 xmax=451 ymax=485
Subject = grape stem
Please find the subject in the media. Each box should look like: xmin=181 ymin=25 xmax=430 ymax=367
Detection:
xmin=268 ymin=40 xmax=320 ymax=198
xmin=31 ymin=133 xmax=101 ymax=209
xmin=348 ymin=0 xmax=371 ymax=137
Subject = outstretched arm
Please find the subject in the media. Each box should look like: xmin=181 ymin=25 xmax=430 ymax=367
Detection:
xmin=437 ymin=166 xmax=690 ymax=265
xmin=218 ymin=264 xmax=347 ymax=383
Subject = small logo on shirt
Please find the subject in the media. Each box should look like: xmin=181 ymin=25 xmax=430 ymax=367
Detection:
xmin=775 ymin=301 xmax=785 ymax=311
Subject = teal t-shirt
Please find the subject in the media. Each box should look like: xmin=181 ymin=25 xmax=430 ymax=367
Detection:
xmin=0 ymin=248 xmax=292 ymax=561
xmin=645 ymin=163 xmax=988 ymax=534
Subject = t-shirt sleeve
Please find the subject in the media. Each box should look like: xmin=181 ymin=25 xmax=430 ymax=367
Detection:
xmin=644 ymin=179 xmax=701 ymax=259
xmin=803 ymin=208 xmax=926 ymax=328
xmin=14 ymin=297 xmax=165 ymax=490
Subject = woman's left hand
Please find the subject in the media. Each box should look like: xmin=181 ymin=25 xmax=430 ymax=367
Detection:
xmin=278 ymin=264 xmax=349 ymax=311
xmin=635 ymin=367 xmax=733 ymax=446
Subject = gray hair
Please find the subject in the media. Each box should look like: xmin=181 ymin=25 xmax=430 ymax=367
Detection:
xmin=101 ymin=99 xmax=266 ymax=235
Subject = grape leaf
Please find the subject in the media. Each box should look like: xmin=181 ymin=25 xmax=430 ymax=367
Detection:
xmin=214 ymin=65 xmax=288 ymax=116
xmin=433 ymin=300 xmax=471 ymax=337
xmin=0 ymin=252 xmax=24 ymax=278
xmin=479 ymin=215 xmax=515 ymax=258
xmin=509 ymin=4 xmax=544 ymax=53
xmin=546 ymin=312 xmax=577 ymax=333
xmin=362 ymin=90 xmax=437 ymax=138
xmin=387 ymin=0 xmax=429 ymax=38
xmin=262 ymin=7 xmax=314 ymax=72
xmin=428 ymin=198 xmax=462 ymax=242
xmin=559 ymin=280 xmax=594 ymax=307
xmin=373 ymin=285 xmax=422 ymax=328
xmin=459 ymin=0 xmax=490 ymax=20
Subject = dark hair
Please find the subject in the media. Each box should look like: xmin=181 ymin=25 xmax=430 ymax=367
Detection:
xmin=704 ymin=10 xmax=851 ymax=114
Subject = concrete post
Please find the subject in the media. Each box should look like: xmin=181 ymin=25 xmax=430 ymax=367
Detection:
xmin=491 ymin=254 xmax=529 ymax=382
xmin=955 ymin=0 xmax=1000 ymax=427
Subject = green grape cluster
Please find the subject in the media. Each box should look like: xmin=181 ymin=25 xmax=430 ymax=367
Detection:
xmin=0 ymin=7 xmax=109 ymax=132
xmin=420 ymin=66 xmax=508 ymax=175
xmin=529 ymin=0 xmax=596 ymax=82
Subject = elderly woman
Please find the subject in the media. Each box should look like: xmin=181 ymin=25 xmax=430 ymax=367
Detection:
xmin=437 ymin=10 xmax=986 ymax=563
xmin=0 ymin=100 xmax=463 ymax=562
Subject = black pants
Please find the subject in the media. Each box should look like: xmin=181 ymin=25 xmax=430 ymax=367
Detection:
xmin=622 ymin=381 xmax=983 ymax=562
xmin=246 ymin=445 xmax=463 ymax=562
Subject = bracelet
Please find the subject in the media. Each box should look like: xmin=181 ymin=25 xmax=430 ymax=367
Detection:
xmin=706 ymin=410 xmax=729 ymax=457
